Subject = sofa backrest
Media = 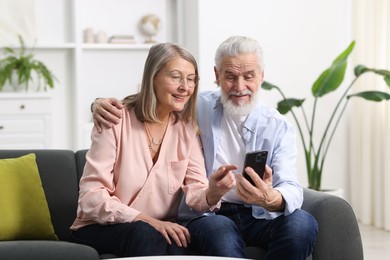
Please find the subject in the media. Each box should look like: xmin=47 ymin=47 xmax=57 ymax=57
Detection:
xmin=75 ymin=149 xmax=88 ymax=183
xmin=0 ymin=150 xmax=79 ymax=242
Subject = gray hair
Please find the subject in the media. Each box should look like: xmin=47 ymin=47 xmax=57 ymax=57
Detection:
xmin=214 ymin=36 xmax=264 ymax=72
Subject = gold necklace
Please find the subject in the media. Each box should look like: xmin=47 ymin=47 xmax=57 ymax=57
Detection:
xmin=144 ymin=123 xmax=163 ymax=153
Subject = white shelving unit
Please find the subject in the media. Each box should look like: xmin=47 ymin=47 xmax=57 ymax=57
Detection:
xmin=1 ymin=0 xmax=178 ymax=149
xmin=0 ymin=93 xmax=52 ymax=149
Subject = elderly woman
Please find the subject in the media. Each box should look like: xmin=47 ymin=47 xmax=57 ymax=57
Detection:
xmin=70 ymin=43 xmax=237 ymax=257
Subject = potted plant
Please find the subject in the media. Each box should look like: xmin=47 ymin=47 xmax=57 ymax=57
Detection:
xmin=262 ymin=41 xmax=390 ymax=191
xmin=0 ymin=35 xmax=56 ymax=92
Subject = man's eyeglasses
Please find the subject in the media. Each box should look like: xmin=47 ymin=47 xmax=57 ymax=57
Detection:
xmin=168 ymin=73 xmax=198 ymax=88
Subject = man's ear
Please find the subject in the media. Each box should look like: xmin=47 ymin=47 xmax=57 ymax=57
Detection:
xmin=214 ymin=66 xmax=220 ymax=86
xmin=260 ymin=66 xmax=265 ymax=84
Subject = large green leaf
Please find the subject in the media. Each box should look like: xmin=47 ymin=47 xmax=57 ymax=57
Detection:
xmin=332 ymin=41 xmax=355 ymax=64
xmin=375 ymin=70 xmax=390 ymax=87
xmin=354 ymin=65 xmax=369 ymax=76
xmin=374 ymin=69 xmax=390 ymax=77
xmin=312 ymin=41 xmax=355 ymax=97
xmin=348 ymin=91 xmax=390 ymax=101
xmin=277 ymin=98 xmax=305 ymax=114
xmin=261 ymin=81 xmax=277 ymax=90
xmin=354 ymin=66 xmax=390 ymax=86
xmin=385 ymin=76 xmax=390 ymax=86
xmin=311 ymin=63 xmax=347 ymax=97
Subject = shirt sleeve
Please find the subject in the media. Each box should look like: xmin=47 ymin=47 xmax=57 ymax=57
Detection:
xmin=77 ymin=122 xmax=140 ymax=225
xmin=273 ymin=121 xmax=303 ymax=214
xmin=246 ymin=106 xmax=303 ymax=220
xmin=181 ymin=134 xmax=221 ymax=212
xmin=260 ymin=119 xmax=303 ymax=219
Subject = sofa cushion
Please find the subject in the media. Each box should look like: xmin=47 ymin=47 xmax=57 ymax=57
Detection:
xmin=0 ymin=153 xmax=57 ymax=240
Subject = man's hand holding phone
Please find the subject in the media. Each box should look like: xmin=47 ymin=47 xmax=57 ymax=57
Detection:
xmin=237 ymin=165 xmax=285 ymax=211
xmin=241 ymin=164 xmax=273 ymax=189
xmin=242 ymin=150 xmax=268 ymax=185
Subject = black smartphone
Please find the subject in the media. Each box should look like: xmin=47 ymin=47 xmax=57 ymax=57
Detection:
xmin=242 ymin=150 xmax=268 ymax=185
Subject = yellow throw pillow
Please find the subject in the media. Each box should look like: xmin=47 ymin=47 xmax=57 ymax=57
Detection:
xmin=0 ymin=153 xmax=58 ymax=240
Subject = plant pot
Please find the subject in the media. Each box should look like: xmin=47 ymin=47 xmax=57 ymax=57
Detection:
xmin=3 ymin=70 xmax=40 ymax=92
xmin=10 ymin=71 xmax=26 ymax=92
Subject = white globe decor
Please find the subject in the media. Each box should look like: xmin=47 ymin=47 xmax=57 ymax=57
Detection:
xmin=139 ymin=14 xmax=161 ymax=43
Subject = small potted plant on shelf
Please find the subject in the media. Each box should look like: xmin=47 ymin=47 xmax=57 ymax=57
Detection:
xmin=262 ymin=41 xmax=390 ymax=191
xmin=0 ymin=35 xmax=57 ymax=92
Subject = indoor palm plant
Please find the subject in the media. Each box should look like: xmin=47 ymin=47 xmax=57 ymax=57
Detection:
xmin=262 ymin=41 xmax=390 ymax=191
xmin=0 ymin=35 xmax=56 ymax=92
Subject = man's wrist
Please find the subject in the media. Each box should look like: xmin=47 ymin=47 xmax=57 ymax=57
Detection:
xmin=264 ymin=188 xmax=285 ymax=212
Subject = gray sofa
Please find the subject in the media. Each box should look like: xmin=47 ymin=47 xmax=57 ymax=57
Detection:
xmin=0 ymin=149 xmax=364 ymax=260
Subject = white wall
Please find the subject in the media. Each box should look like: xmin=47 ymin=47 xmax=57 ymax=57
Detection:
xmin=1 ymin=0 xmax=353 ymax=199
xmin=179 ymin=0 xmax=352 ymax=199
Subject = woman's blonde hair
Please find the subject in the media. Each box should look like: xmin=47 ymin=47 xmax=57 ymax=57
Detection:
xmin=123 ymin=43 xmax=199 ymax=130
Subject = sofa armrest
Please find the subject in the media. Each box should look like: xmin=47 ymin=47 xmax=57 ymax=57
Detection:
xmin=302 ymin=188 xmax=363 ymax=260
xmin=0 ymin=241 xmax=99 ymax=260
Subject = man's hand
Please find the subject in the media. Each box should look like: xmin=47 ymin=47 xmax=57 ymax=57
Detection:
xmin=92 ymin=98 xmax=124 ymax=132
xmin=206 ymin=165 xmax=237 ymax=205
xmin=134 ymin=213 xmax=191 ymax=248
xmin=236 ymin=165 xmax=285 ymax=212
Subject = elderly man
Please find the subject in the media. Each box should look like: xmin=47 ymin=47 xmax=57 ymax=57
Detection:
xmin=91 ymin=36 xmax=318 ymax=259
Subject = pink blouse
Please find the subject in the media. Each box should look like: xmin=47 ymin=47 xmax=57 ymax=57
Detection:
xmin=71 ymin=108 xmax=215 ymax=230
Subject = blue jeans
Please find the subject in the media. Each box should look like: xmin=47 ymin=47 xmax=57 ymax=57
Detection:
xmin=186 ymin=215 xmax=247 ymax=258
xmin=71 ymin=221 xmax=187 ymax=257
xmin=187 ymin=203 xmax=318 ymax=260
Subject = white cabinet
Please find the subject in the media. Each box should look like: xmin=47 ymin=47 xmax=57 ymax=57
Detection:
xmin=0 ymin=94 xmax=52 ymax=149
xmin=1 ymin=0 xmax=178 ymax=149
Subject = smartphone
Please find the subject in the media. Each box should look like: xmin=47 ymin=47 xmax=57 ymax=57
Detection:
xmin=242 ymin=150 xmax=268 ymax=185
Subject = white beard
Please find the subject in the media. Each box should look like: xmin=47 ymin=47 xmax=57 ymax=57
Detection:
xmin=220 ymin=89 xmax=259 ymax=116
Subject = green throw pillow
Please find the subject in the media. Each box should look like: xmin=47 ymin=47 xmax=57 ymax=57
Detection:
xmin=0 ymin=153 xmax=58 ymax=240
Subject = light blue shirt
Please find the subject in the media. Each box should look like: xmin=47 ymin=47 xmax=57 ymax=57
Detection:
xmin=178 ymin=90 xmax=303 ymax=221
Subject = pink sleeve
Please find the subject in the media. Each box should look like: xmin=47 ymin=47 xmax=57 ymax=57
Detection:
xmin=77 ymin=124 xmax=140 ymax=224
xmin=182 ymin=135 xmax=220 ymax=212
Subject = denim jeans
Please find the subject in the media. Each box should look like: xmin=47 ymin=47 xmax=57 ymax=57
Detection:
xmin=187 ymin=203 xmax=318 ymax=260
xmin=71 ymin=221 xmax=187 ymax=257
xmin=186 ymin=214 xmax=247 ymax=258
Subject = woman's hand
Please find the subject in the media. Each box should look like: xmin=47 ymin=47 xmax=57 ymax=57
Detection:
xmin=206 ymin=165 xmax=237 ymax=205
xmin=134 ymin=213 xmax=190 ymax=247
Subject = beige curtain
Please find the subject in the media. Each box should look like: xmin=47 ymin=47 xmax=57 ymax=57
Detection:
xmin=350 ymin=0 xmax=390 ymax=230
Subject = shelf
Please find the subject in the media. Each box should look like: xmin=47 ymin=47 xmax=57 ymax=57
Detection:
xmin=0 ymin=43 xmax=76 ymax=50
xmin=34 ymin=43 xmax=76 ymax=49
xmin=0 ymin=92 xmax=53 ymax=99
xmin=81 ymin=43 xmax=153 ymax=50
xmin=0 ymin=43 xmax=152 ymax=50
